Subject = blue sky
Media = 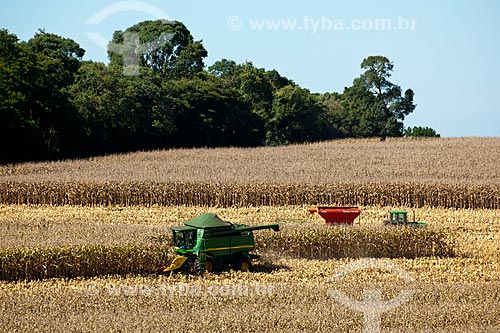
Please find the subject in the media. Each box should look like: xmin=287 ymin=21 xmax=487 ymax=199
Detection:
xmin=2 ymin=0 xmax=499 ymax=137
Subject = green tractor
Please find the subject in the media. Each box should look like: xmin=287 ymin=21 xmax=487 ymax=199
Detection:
xmin=383 ymin=210 xmax=427 ymax=227
xmin=159 ymin=213 xmax=279 ymax=273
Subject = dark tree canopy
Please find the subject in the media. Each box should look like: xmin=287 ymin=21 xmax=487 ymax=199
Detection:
xmin=266 ymin=85 xmax=325 ymax=145
xmin=0 ymin=21 xmax=429 ymax=164
xmin=358 ymin=55 xmax=416 ymax=139
xmin=25 ymin=30 xmax=84 ymax=71
xmin=208 ymin=60 xmax=295 ymax=143
xmin=108 ymin=20 xmax=207 ymax=79
xmin=405 ymin=126 xmax=440 ymax=138
xmin=0 ymin=29 xmax=85 ymax=162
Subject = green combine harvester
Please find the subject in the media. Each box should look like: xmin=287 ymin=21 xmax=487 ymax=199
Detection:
xmin=159 ymin=213 xmax=279 ymax=273
xmin=383 ymin=210 xmax=427 ymax=227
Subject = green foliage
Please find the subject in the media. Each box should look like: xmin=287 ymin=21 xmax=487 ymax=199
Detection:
xmin=266 ymin=85 xmax=325 ymax=145
xmin=0 ymin=29 xmax=84 ymax=162
xmin=314 ymin=93 xmax=345 ymax=139
xmin=358 ymin=55 xmax=416 ymax=139
xmin=69 ymin=63 xmax=176 ymax=153
xmin=108 ymin=20 xmax=207 ymax=79
xmin=0 ymin=22 xmax=423 ymax=164
xmin=324 ymin=56 xmax=417 ymax=140
xmin=405 ymin=126 xmax=441 ymax=137
xmin=208 ymin=60 xmax=296 ymax=143
xmin=165 ymin=77 xmax=258 ymax=147
xmin=0 ymin=29 xmax=39 ymax=162
xmin=24 ymin=29 xmax=84 ymax=85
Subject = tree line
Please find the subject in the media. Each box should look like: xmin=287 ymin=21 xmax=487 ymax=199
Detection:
xmin=0 ymin=20 xmax=438 ymax=164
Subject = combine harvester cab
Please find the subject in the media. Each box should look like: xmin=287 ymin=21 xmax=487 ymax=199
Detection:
xmin=383 ymin=210 xmax=427 ymax=227
xmin=308 ymin=206 xmax=361 ymax=225
xmin=159 ymin=213 xmax=279 ymax=273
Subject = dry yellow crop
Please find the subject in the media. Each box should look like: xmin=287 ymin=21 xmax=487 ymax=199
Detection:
xmin=1 ymin=138 xmax=500 ymax=209
xmin=2 ymin=137 xmax=500 ymax=185
xmin=0 ymin=138 xmax=499 ymax=331
xmin=0 ymin=181 xmax=499 ymax=208
xmin=1 ymin=204 xmax=497 ymax=284
xmin=0 ymin=268 xmax=498 ymax=332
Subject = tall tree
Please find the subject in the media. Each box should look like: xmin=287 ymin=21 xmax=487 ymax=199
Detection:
xmin=358 ymin=56 xmax=416 ymax=140
xmin=108 ymin=20 xmax=207 ymax=79
xmin=337 ymin=80 xmax=385 ymax=138
xmin=24 ymin=30 xmax=84 ymax=86
xmin=23 ymin=31 xmax=86 ymax=158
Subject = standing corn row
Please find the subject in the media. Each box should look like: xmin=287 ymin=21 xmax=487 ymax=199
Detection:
xmin=0 ymin=227 xmax=453 ymax=281
xmin=0 ymin=244 xmax=173 ymax=281
xmin=0 ymin=181 xmax=499 ymax=209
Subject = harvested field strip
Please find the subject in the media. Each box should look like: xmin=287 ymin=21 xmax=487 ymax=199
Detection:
xmin=0 ymin=218 xmax=172 ymax=250
xmin=0 ymin=227 xmax=454 ymax=281
xmin=1 ymin=275 xmax=499 ymax=332
xmin=1 ymin=181 xmax=499 ymax=209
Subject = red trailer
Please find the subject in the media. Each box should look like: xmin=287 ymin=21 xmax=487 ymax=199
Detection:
xmin=308 ymin=206 xmax=361 ymax=225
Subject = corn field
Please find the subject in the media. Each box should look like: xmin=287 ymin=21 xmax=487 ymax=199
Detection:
xmin=1 ymin=276 xmax=498 ymax=332
xmin=0 ymin=244 xmax=173 ymax=281
xmin=257 ymin=225 xmax=455 ymax=260
xmin=2 ymin=138 xmax=500 ymax=209
xmin=1 ymin=138 xmax=499 ymax=332
xmin=0 ymin=225 xmax=454 ymax=281
xmin=0 ymin=181 xmax=499 ymax=208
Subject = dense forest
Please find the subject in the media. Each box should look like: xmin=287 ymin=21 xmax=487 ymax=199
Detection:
xmin=0 ymin=20 xmax=438 ymax=164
